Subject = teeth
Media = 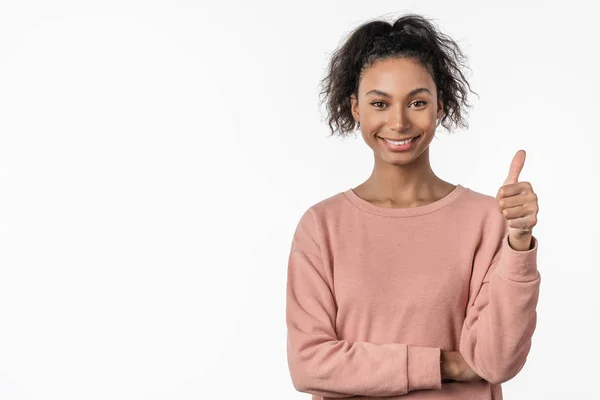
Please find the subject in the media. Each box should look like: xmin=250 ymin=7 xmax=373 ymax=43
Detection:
xmin=384 ymin=137 xmax=416 ymax=145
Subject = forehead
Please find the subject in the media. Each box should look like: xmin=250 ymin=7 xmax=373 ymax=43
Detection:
xmin=359 ymin=58 xmax=434 ymax=95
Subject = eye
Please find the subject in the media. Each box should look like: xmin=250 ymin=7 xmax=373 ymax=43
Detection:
xmin=370 ymin=100 xmax=428 ymax=109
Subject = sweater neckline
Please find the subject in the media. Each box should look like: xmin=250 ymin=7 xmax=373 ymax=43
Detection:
xmin=343 ymin=184 xmax=467 ymax=217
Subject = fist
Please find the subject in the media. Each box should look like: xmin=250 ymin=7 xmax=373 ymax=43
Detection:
xmin=496 ymin=150 xmax=539 ymax=249
xmin=441 ymin=351 xmax=482 ymax=382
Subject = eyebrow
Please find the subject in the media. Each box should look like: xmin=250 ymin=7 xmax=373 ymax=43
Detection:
xmin=365 ymin=87 xmax=432 ymax=98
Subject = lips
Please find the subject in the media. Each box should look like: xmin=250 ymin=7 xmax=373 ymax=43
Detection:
xmin=379 ymin=135 xmax=421 ymax=142
xmin=378 ymin=134 xmax=422 ymax=151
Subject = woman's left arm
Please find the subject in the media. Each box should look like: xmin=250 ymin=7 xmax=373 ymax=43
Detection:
xmin=459 ymin=232 xmax=540 ymax=385
xmin=460 ymin=150 xmax=541 ymax=384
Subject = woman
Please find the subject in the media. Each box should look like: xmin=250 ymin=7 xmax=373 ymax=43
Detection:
xmin=285 ymin=13 xmax=540 ymax=400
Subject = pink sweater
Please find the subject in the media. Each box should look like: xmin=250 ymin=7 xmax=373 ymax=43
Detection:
xmin=286 ymin=184 xmax=540 ymax=400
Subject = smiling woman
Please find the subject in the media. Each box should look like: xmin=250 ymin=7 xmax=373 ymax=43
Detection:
xmin=286 ymin=12 xmax=541 ymax=400
xmin=315 ymin=13 xmax=481 ymax=208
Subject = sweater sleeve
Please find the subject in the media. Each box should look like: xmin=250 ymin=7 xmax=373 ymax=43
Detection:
xmin=286 ymin=209 xmax=442 ymax=398
xmin=459 ymin=211 xmax=540 ymax=385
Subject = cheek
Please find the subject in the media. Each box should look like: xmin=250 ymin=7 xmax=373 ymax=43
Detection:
xmin=415 ymin=112 xmax=436 ymax=127
xmin=415 ymin=117 xmax=438 ymax=136
xmin=360 ymin=130 xmax=379 ymax=150
xmin=424 ymin=120 xmax=436 ymax=132
xmin=360 ymin=111 xmax=389 ymax=129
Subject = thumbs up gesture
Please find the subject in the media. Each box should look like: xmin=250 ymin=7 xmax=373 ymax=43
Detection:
xmin=496 ymin=150 xmax=539 ymax=251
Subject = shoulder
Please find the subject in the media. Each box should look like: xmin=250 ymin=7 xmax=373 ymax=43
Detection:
xmin=460 ymin=185 xmax=502 ymax=216
xmin=289 ymin=190 xmax=346 ymax=254
xmin=461 ymin=185 xmax=496 ymax=206
xmin=460 ymin=185 xmax=508 ymax=241
xmin=296 ymin=189 xmax=347 ymax=222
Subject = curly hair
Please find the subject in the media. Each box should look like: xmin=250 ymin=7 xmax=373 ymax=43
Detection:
xmin=318 ymin=13 xmax=478 ymax=138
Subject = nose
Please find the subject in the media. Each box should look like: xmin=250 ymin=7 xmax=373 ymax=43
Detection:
xmin=388 ymin=104 xmax=411 ymax=133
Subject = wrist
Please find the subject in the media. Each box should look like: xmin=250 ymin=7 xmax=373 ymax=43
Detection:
xmin=508 ymin=234 xmax=533 ymax=251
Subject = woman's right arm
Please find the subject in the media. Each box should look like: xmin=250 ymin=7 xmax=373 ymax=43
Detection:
xmin=286 ymin=248 xmax=444 ymax=398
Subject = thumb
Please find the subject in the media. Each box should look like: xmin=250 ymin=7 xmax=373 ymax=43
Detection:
xmin=503 ymin=149 xmax=526 ymax=185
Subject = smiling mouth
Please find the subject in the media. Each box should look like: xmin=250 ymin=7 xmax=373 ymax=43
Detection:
xmin=379 ymin=135 xmax=421 ymax=142
xmin=378 ymin=134 xmax=422 ymax=150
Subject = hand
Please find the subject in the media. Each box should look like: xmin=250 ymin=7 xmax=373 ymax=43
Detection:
xmin=496 ymin=150 xmax=539 ymax=251
xmin=441 ymin=351 xmax=482 ymax=382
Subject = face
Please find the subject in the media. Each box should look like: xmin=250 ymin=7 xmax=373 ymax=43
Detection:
xmin=350 ymin=57 xmax=443 ymax=165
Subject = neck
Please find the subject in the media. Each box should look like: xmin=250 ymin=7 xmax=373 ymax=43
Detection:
xmin=360 ymin=148 xmax=448 ymax=205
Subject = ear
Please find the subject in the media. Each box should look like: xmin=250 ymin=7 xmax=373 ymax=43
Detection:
xmin=350 ymin=94 xmax=359 ymax=122
xmin=436 ymin=92 xmax=443 ymax=120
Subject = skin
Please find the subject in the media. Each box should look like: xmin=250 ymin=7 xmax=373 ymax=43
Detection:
xmin=441 ymin=351 xmax=481 ymax=382
xmin=497 ymin=149 xmax=538 ymax=251
xmin=349 ymin=57 xmax=456 ymax=208
xmin=348 ymin=57 xmax=540 ymax=382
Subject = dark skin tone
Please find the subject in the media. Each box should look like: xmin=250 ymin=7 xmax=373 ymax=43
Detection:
xmin=350 ymin=57 xmax=456 ymax=209
xmin=350 ymin=57 xmax=482 ymax=383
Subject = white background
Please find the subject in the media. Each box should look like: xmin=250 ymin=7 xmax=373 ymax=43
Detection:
xmin=0 ymin=1 xmax=597 ymax=399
